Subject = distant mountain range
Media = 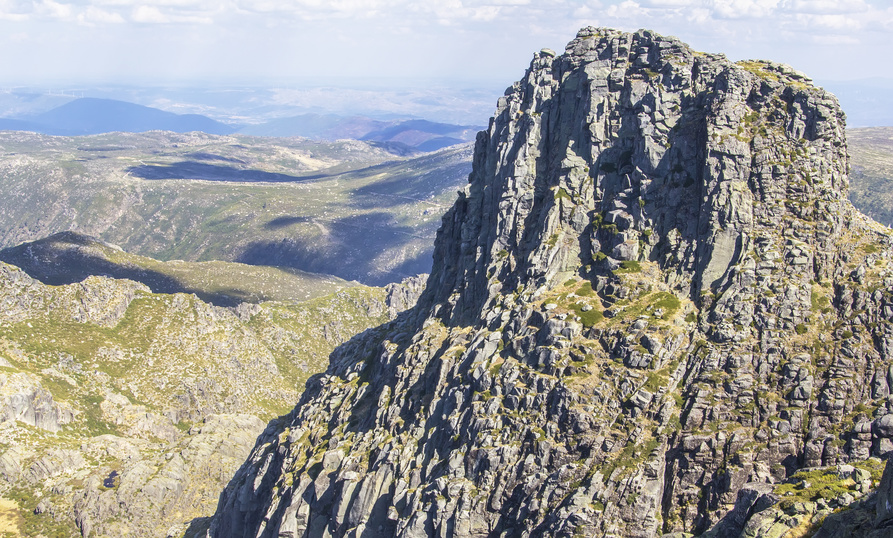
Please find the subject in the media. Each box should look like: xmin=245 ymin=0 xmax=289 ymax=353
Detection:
xmin=239 ymin=114 xmax=482 ymax=151
xmin=0 ymin=131 xmax=474 ymax=285
xmin=0 ymin=97 xmax=238 ymax=136
xmin=0 ymin=97 xmax=483 ymax=151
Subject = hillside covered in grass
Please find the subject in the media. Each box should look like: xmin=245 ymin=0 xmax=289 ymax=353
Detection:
xmin=0 ymin=131 xmax=471 ymax=285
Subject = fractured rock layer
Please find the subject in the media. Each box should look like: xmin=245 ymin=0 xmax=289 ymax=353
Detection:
xmin=211 ymin=27 xmax=893 ymax=537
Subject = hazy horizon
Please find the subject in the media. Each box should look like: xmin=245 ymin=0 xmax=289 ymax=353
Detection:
xmin=2 ymin=75 xmax=892 ymax=128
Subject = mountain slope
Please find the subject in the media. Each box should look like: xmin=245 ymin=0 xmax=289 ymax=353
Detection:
xmin=848 ymin=127 xmax=893 ymax=228
xmin=210 ymin=27 xmax=893 ymax=537
xmin=0 ymin=258 xmax=424 ymax=537
xmin=0 ymin=132 xmax=470 ymax=285
xmin=0 ymin=231 xmax=354 ymax=306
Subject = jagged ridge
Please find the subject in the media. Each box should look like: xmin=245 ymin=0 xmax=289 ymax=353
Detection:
xmin=210 ymin=28 xmax=893 ymax=537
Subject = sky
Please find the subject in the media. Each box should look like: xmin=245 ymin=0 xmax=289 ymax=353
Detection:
xmin=0 ymin=0 xmax=891 ymax=88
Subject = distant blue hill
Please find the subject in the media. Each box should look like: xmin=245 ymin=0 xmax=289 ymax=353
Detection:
xmin=238 ymin=113 xmax=482 ymax=151
xmin=238 ymin=113 xmax=388 ymax=139
xmin=0 ymin=98 xmax=238 ymax=136
xmin=360 ymin=119 xmax=474 ymax=140
xmin=0 ymin=118 xmax=43 ymax=131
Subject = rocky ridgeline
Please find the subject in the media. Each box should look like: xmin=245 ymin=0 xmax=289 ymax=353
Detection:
xmin=0 ymin=260 xmax=423 ymax=537
xmin=210 ymin=28 xmax=893 ymax=537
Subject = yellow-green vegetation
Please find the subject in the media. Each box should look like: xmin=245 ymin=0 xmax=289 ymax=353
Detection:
xmin=7 ymin=487 xmax=77 ymax=538
xmin=737 ymin=60 xmax=780 ymax=81
xmin=643 ymin=360 xmax=679 ymax=393
xmin=576 ymin=282 xmax=595 ymax=296
xmin=811 ymin=284 xmax=832 ymax=314
xmin=601 ymin=433 xmax=661 ymax=480
xmin=610 ymin=291 xmax=682 ymax=323
xmin=0 ymin=498 xmax=24 ymax=537
xmin=0 ymin=263 xmax=395 ymax=435
xmin=774 ymin=459 xmax=884 ymax=510
xmin=613 ymin=260 xmax=642 ymax=274
xmin=0 ymin=259 xmax=406 ymax=538
xmin=543 ymin=278 xmax=605 ymax=327
xmin=570 ymin=303 xmax=604 ymax=327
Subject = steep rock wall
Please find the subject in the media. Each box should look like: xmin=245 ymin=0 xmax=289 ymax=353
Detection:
xmin=210 ymin=28 xmax=893 ymax=538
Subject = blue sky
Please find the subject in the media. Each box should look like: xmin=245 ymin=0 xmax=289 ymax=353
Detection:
xmin=0 ymin=0 xmax=890 ymax=86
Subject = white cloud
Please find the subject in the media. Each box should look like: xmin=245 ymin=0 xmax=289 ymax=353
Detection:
xmin=132 ymin=5 xmax=169 ymax=22
xmin=0 ymin=11 xmax=29 ymax=20
xmin=129 ymin=3 xmax=212 ymax=23
xmin=780 ymin=0 xmax=870 ymax=15
xmin=687 ymin=7 xmax=713 ymax=22
xmin=417 ymin=0 xmax=506 ymax=23
xmin=0 ymin=0 xmax=33 ymax=20
xmin=794 ymin=12 xmax=861 ymax=31
xmin=805 ymin=32 xmax=859 ymax=44
xmin=639 ymin=0 xmax=695 ymax=6
xmin=77 ymin=5 xmax=124 ymax=23
xmin=36 ymin=0 xmax=72 ymax=18
xmin=708 ymin=0 xmax=780 ymax=19
xmin=604 ymin=0 xmax=649 ymax=18
xmin=0 ymin=0 xmax=890 ymax=85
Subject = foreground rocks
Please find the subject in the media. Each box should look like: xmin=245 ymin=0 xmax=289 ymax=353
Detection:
xmin=0 ymin=260 xmax=423 ymax=537
xmin=210 ymin=28 xmax=893 ymax=537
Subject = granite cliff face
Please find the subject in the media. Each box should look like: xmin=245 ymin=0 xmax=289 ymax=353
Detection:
xmin=211 ymin=28 xmax=893 ymax=537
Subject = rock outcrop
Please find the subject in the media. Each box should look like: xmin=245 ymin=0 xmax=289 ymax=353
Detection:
xmin=210 ymin=28 xmax=893 ymax=537
xmin=0 ymin=257 xmax=425 ymax=536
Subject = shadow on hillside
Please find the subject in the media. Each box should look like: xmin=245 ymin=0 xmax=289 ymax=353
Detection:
xmin=184 ymin=151 xmax=247 ymax=164
xmin=0 ymin=235 xmax=257 ymax=307
xmin=242 ymin=212 xmax=433 ymax=286
xmin=349 ymin=158 xmax=471 ymax=210
xmin=182 ymin=516 xmax=212 ymax=538
xmin=263 ymin=216 xmax=313 ymax=230
xmin=126 ymin=161 xmax=321 ymax=183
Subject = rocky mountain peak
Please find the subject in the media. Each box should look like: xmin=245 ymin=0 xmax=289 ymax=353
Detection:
xmin=210 ymin=28 xmax=893 ymax=538
xmin=421 ymin=26 xmax=850 ymax=329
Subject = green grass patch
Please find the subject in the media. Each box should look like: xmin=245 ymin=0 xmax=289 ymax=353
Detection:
xmin=775 ymin=466 xmax=861 ymax=509
xmin=736 ymin=60 xmax=781 ymax=82
xmin=811 ymin=289 xmax=831 ymax=311
xmin=7 ymin=486 xmax=79 ymax=538
xmin=643 ymin=371 xmax=667 ymax=393
xmin=576 ymin=282 xmax=595 ymax=296
xmin=601 ymin=437 xmax=660 ymax=481
xmin=613 ymin=260 xmax=642 ymax=274
xmin=81 ymin=394 xmax=119 ymax=436
xmin=570 ymin=303 xmax=604 ymax=327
